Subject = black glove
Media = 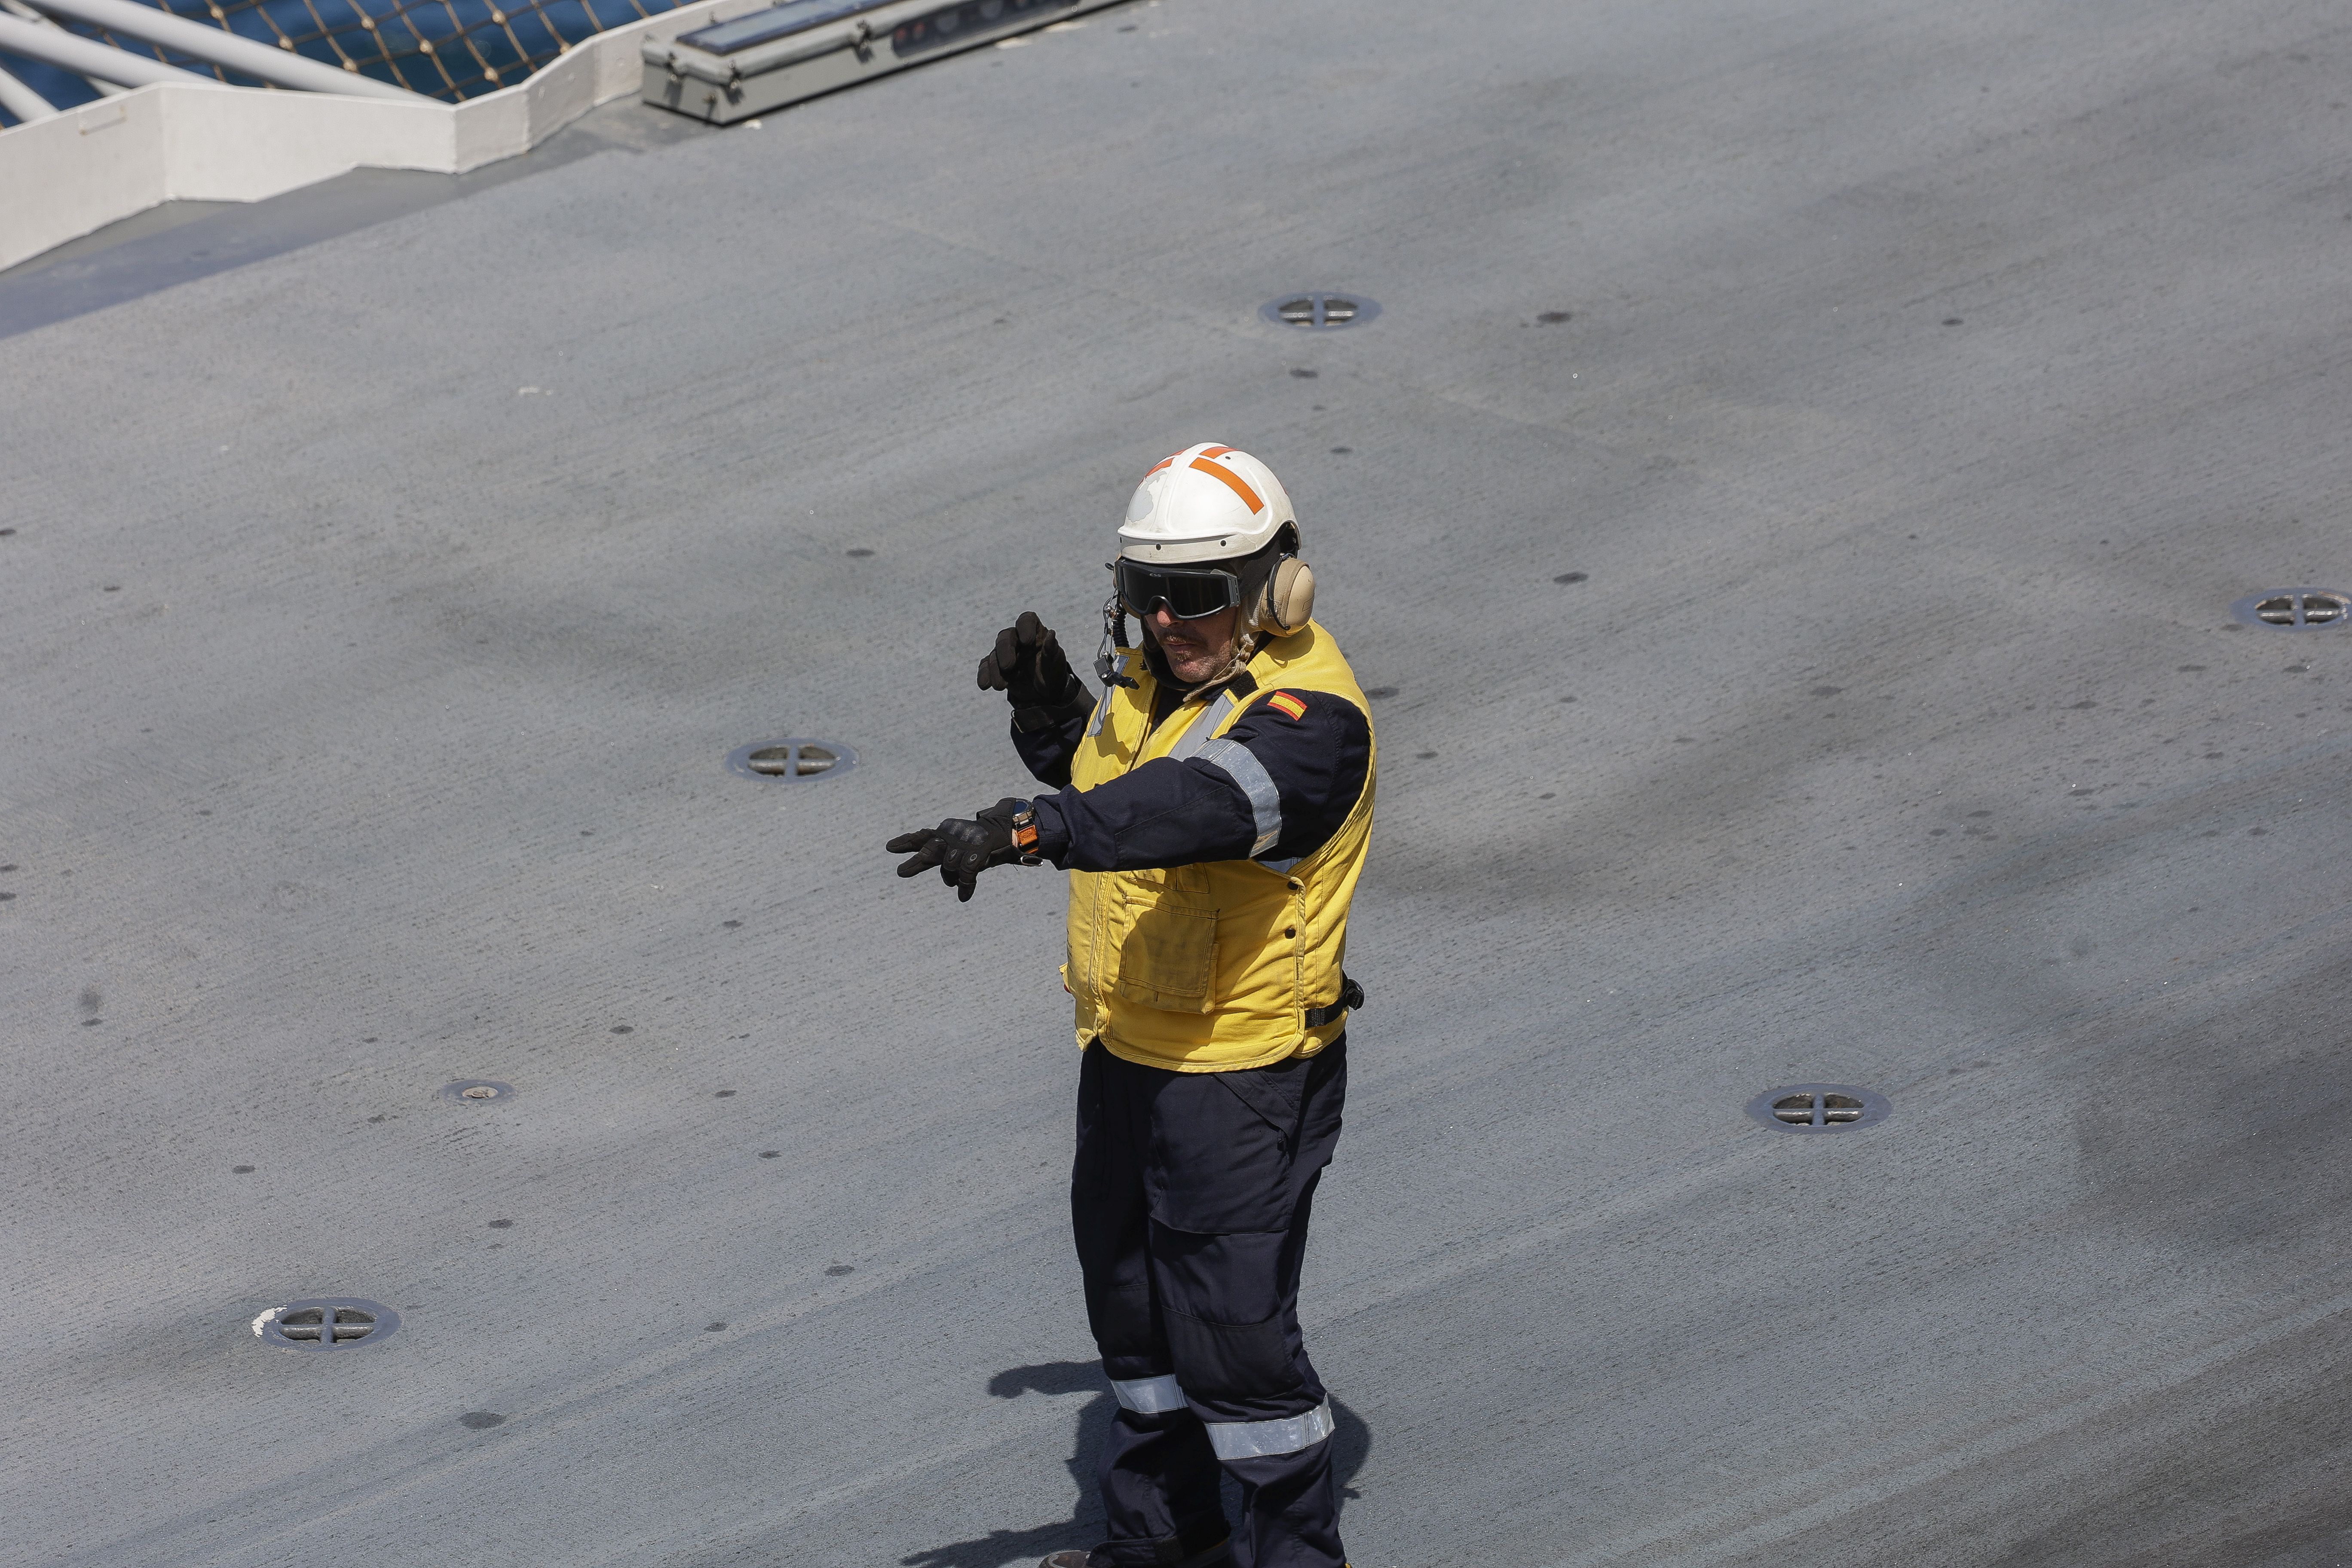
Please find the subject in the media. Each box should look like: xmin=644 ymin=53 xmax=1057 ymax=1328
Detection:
xmin=887 ymin=798 xmax=1027 ymax=902
xmin=977 ymin=612 xmax=1088 ymax=729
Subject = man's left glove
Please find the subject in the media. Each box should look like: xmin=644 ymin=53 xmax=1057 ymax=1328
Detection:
xmin=887 ymin=798 xmax=1038 ymax=902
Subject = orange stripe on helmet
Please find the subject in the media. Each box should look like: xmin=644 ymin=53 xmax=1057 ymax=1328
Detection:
xmin=1189 ymin=456 xmax=1263 ymax=513
xmin=1199 ymin=445 xmax=1237 ymax=458
xmin=1145 ymin=456 xmax=1175 ymax=475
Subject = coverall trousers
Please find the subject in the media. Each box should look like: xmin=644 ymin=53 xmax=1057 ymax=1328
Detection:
xmin=1072 ymin=1038 xmax=1348 ymax=1568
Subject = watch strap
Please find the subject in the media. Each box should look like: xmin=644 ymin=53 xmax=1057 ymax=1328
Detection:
xmin=1011 ymin=805 xmax=1043 ymax=865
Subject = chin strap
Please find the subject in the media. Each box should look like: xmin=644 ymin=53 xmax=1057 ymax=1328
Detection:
xmin=1168 ymin=626 xmax=1261 ymax=705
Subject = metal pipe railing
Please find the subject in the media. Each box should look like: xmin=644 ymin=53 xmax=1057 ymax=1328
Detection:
xmin=21 ymin=0 xmax=423 ymax=100
xmin=0 ymin=0 xmax=127 ymax=95
xmin=0 ymin=11 xmax=217 ymax=85
xmin=0 ymin=59 xmax=61 ymax=120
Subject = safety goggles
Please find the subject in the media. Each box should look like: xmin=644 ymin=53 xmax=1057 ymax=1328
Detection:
xmin=1115 ymin=558 xmax=1243 ymax=621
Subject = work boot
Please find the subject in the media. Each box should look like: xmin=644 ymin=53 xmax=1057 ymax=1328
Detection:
xmin=1039 ymin=1536 xmax=1230 ymax=1568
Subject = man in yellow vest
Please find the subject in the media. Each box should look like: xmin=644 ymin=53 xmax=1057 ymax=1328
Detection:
xmin=887 ymin=444 xmax=1377 ymax=1568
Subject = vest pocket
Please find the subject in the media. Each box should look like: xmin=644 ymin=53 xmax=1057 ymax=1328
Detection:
xmin=1114 ymin=892 xmax=1218 ymax=1013
xmin=1066 ymin=871 xmax=1110 ymax=1001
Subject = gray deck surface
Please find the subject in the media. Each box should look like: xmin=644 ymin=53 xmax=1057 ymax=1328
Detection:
xmin=5 ymin=0 xmax=2352 ymax=1563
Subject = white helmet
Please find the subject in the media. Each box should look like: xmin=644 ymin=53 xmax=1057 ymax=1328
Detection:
xmin=1109 ymin=444 xmax=1317 ymax=664
xmin=1119 ymin=443 xmax=1297 ymax=565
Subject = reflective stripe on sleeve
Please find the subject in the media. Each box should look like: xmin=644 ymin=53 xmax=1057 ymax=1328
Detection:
xmin=1203 ymin=1400 xmax=1334 ymax=1461
xmin=1111 ymin=1374 xmax=1187 ymax=1415
xmin=1164 ymin=690 xmax=1240 ymax=762
xmin=1194 ymin=736 xmax=1283 ymax=857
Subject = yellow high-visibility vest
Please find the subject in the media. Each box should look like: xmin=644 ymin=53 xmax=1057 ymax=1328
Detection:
xmin=1062 ymin=621 xmax=1377 ymax=1072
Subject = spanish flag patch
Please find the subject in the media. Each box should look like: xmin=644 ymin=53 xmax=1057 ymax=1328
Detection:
xmin=1266 ymin=691 xmax=1309 ymax=721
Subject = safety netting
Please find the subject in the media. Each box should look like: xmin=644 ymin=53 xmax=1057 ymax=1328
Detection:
xmin=20 ymin=0 xmax=694 ymax=107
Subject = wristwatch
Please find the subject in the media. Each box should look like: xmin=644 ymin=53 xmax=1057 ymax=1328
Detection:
xmin=1011 ymin=805 xmax=1043 ymax=865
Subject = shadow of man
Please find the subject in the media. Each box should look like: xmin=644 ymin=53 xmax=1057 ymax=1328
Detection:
xmin=902 ymin=1362 xmax=1370 ymax=1568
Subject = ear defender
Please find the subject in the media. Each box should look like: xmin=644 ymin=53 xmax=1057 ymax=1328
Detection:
xmin=1259 ymin=557 xmax=1316 ymax=634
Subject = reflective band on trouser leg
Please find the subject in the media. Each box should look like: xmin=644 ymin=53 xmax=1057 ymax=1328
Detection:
xmin=1111 ymin=1373 xmax=1188 ymax=1415
xmin=1193 ymin=736 xmax=1283 ymax=857
xmin=1203 ymin=1400 xmax=1334 ymax=1461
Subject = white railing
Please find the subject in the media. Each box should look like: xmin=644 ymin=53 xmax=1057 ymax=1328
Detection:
xmin=0 ymin=0 xmax=763 ymax=272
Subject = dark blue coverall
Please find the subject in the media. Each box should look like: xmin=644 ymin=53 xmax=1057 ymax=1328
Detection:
xmin=1014 ymin=671 xmax=1373 ymax=1568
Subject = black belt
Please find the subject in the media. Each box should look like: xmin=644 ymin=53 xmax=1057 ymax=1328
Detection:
xmin=1304 ymin=974 xmax=1364 ymax=1029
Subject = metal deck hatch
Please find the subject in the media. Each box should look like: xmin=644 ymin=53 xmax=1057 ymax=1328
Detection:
xmin=1262 ymin=294 xmax=1381 ymax=331
xmin=673 ymin=0 xmax=875 ymax=57
xmin=643 ymin=0 xmax=1129 ymax=125
xmin=1746 ymin=1084 xmax=1892 ymax=1133
xmin=727 ymin=738 xmax=858 ymax=781
xmin=2231 ymin=589 xmax=2351 ymax=629
xmin=253 ymin=1299 xmax=402 ymax=1352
